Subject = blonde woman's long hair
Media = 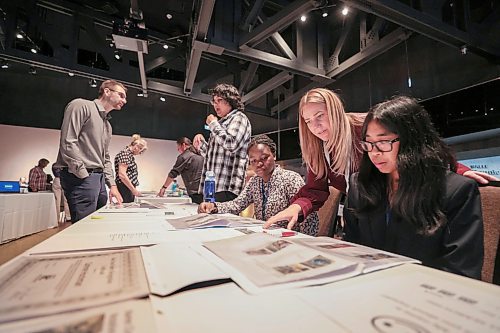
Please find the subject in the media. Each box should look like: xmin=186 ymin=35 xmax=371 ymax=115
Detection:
xmin=298 ymin=88 xmax=363 ymax=180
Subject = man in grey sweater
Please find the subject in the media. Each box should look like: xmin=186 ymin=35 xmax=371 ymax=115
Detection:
xmin=55 ymin=80 xmax=125 ymax=222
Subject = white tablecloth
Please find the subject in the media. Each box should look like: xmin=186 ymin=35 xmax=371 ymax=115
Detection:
xmin=0 ymin=192 xmax=57 ymax=243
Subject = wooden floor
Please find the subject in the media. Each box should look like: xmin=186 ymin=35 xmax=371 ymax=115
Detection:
xmin=0 ymin=222 xmax=72 ymax=266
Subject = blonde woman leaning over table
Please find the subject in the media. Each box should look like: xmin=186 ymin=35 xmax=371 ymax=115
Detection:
xmin=114 ymin=134 xmax=148 ymax=203
xmin=198 ymin=135 xmax=319 ymax=236
xmin=264 ymin=88 xmax=497 ymax=231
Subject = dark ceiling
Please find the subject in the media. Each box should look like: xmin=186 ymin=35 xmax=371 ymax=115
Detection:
xmin=0 ymin=0 xmax=499 ymax=120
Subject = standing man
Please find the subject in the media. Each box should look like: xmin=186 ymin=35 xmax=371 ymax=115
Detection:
xmin=158 ymin=137 xmax=204 ymax=204
xmin=28 ymin=158 xmax=49 ymax=192
xmin=193 ymin=83 xmax=252 ymax=202
xmin=55 ymin=80 xmax=125 ymax=222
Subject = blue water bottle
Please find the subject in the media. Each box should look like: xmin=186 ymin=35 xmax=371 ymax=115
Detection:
xmin=203 ymin=171 xmax=216 ymax=203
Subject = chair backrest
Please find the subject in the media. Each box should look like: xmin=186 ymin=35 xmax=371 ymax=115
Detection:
xmin=317 ymin=187 xmax=342 ymax=237
xmin=479 ymin=186 xmax=500 ymax=284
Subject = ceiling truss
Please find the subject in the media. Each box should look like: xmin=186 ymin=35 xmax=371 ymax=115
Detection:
xmin=0 ymin=0 xmax=498 ymax=118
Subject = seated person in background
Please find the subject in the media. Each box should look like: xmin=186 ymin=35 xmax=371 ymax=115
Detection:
xmin=198 ymin=135 xmax=319 ymax=236
xmin=343 ymin=96 xmax=484 ymax=279
xmin=28 ymin=158 xmax=50 ymax=192
xmin=115 ymin=134 xmax=148 ymax=203
xmin=158 ymin=137 xmax=204 ymax=204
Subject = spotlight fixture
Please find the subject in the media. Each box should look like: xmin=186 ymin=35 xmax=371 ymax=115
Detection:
xmin=460 ymin=45 xmax=467 ymax=55
xmin=159 ymin=96 xmax=166 ymax=102
xmin=322 ymin=10 xmax=328 ymax=17
xmin=89 ymin=79 xmax=97 ymax=88
xmin=30 ymin=47 xmax=38 ymax=54
xmin=163 ymin=44 xmax=169 ymax=50
xmin=137 ymin=92 xmax=144 ymax=97
xmin=114 ymin=50 xmax=121 ymax=60
xmin=16 ymin=32 xmax=24 ymax=39
xmin=300 ymin=15 xmax=307 ymax=22
xmin=342 ymin=7 xmax=349 ymax=16
xmin=68 ymin=72 xmax=75 ymax=77
xmin=1 ymin=60 xmax=8 ymax=69
xmin=166 ymin=13 xmax=173 ymax=20
xmin=29 ymin=66 xmax=37 ymax=75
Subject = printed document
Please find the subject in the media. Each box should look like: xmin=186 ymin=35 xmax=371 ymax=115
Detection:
xmin=0 ymin=248 xmax=149 ymax=323
xmin=167 ymin=213 xmax=264 ymax=230
xmin=203 ymin=233 xmax=419 ymax=293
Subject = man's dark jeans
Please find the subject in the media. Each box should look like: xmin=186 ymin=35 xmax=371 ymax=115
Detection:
xmin=60 ymin=169 xmax=107 ymax=222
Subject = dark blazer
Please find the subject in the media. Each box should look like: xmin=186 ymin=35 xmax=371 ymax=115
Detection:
xmin=344 ymin=172 xmax=484 ymax=279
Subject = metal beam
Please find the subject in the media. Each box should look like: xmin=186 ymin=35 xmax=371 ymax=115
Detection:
xmin=270 ymin=78 xmax=334 ymax=114
xmin=255 ymin=14 xmax=296 ymax=60
xmin=145 ymin=47 xmax=184 ymax=72
xmin=242 ymin=71 xmax=293 ymax=104
xmin=137 ymin=51 xmax=148 ymax=96
xmin=184 ymin=0 xmax=217 ymax=95
xmin=149 ymin=79 xmax=273 ymax=117
xmin=344 ymin=0 xmax=500 ymax=57
xmin=199 ymin=40 xmax=326 ymax=78
xmin=240 ymin=0 xmax=266 ymax=31
xmin=326 ymin=11 xmax=357 ymax=70
xmin=239 ymin=62 xmax=259 ymax=93
xmin=327 ymin=28 xmax=410 ymax=78
xmin=239 ymin=0 xmax=319 ymax=48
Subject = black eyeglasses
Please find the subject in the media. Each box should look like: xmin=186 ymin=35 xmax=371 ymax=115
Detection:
xmin=210 ymin=97 xmax=226 ymax=106
xmin=108 ymin=88 xmax=127 ymax=99
xmin=360 ymin=138 xmax=400 ymax=152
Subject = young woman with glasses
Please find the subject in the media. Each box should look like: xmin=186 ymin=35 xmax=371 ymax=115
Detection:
xmin=198 ymin=135 xmax=319 ymax=236
xmin=343 ymin=96 xmax=483 ymax=279
xmin=265 ymin=88 xmax=495 ymax=231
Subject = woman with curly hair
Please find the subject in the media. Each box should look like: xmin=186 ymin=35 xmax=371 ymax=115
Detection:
xmin=343 ymin=96 xmax=483 ymax=279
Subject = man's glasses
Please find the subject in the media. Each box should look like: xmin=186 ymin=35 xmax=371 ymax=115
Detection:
xmin=108 ymin=88 xmax=127 ymax=99
xmin=360 ymin=138 xmax=400 ymax=152
xmin=210 ymin=97 xmax=226 ymax=106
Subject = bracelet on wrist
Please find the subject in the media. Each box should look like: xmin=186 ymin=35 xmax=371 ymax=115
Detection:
xmin=162 ymin=186 xmax=168 ymax=189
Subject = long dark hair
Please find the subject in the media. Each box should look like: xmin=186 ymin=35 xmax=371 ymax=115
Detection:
xmin=356 ymin=96 xmax=457 ymax=234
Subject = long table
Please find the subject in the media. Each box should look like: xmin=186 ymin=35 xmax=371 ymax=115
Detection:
xmin=0 ymin=192 xmax=57 ymax=243
xmin=0 ymin=203 xmax=499 ymax=332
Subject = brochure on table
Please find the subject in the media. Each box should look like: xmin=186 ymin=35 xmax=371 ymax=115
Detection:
xmin=202 ymin=233 xmax=420 ymax=294
xmin=167 ymin=213 xmax=264 ymax=229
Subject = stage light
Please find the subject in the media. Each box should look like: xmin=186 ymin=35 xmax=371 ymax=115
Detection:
xmin=342 ymin=7 xmax=349 ymax=16
xmin=160 ymin=96 xmax=166 ymax=102
xmin=1 ymin=60 xmax=9 ymax=69
xmin=29 ymin=66 xmax=37 ymax=75
xmin=300 ymin=15 xmax=306 ymax=22
xmin=89 ymin=79 xmax=97 ymax=88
